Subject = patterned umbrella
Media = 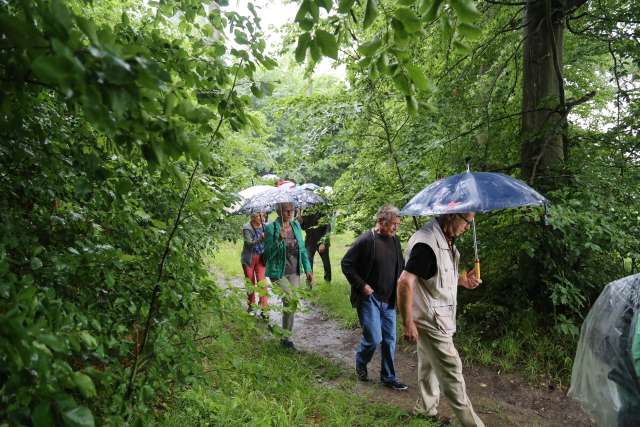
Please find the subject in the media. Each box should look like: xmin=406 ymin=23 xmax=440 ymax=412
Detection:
xmin=235 ymin=186 xmax=325 ymax=214
xmin=400 ymin=171 xmax=547 ymax=216
xmin=226 ymin=185 xmax=274 ymax=214
xmin=401 ymin=168 xmax=548 ymax=280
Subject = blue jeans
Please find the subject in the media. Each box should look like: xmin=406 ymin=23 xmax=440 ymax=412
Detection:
xmin=355 ymin=293 xmax=397 ymax=382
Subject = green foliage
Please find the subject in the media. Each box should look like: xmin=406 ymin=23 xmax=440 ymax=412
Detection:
xmin=0 ymin=0 xmax=275 ymax=424
xmin=291 ymin=0 xmax=484 ymax=112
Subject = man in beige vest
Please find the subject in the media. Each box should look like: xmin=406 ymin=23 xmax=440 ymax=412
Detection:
xmin=397 ymin=213 xmax=485 ymax=427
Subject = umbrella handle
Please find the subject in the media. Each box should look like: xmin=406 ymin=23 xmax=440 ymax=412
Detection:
xmin=474 ymin=259 xmax=481 ymax=282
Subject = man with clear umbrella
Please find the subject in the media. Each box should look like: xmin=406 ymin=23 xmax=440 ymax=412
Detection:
xmin=397 ymin=213 xmax=485 ymax=426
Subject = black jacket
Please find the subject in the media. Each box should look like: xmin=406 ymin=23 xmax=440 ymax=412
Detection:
xmin=341 ymin=229 xmax=404 ymax=309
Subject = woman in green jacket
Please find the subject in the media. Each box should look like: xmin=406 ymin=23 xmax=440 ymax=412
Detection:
xmin=263 ymin=202 xmax=313 ymax=349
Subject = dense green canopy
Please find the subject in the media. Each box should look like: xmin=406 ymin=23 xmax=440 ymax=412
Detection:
xmin=1 ymin=0 xmax=639 ymax=424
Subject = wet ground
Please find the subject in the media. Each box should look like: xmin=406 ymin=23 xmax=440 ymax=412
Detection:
xmin=226 ymin=275 xmax=594 ymax=426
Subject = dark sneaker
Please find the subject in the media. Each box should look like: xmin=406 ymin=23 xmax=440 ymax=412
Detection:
xmin=382 ymin=379 xmax=408 ymax=391
xmin=355 ymin=364 xmax=369 ymax=382
xmin=281 ymin=339 xmax=296 ymax=350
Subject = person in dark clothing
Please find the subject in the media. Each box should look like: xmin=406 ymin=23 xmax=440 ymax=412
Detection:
xmin=341 ymin=204 xmax=408 ymax=391
xmin=300 ymin=211 xmax=333 ymax=282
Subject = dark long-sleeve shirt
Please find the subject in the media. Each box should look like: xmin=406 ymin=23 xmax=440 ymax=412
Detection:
xmin=341 ymin=229 xmax=404 ymax=308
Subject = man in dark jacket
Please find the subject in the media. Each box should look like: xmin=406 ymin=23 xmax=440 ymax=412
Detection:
xmin=341 ymin=204 xmax=408 ymax=391
xmin=301 ymin=210 xmax=333 ymax=282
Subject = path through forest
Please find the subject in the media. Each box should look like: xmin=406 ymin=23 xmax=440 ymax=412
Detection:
xmin=227 ymin=275 xmax=594 ymax=426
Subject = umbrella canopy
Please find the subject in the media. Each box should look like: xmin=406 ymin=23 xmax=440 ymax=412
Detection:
xmin=235 ymin=186 xmax=324 ymax=215
xmin=400 ymin=170 xmax=548 ymax=280
xmin=226 ymin=185 xmax=274 ymax=214
xmin=400 ymin=172 xmax=548 ymax=216
xmin=299 ymin=183 xmax=320 ymax=191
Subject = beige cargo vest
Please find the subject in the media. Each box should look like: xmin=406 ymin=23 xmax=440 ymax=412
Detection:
xmin=405 ymin=219 xmax=460 ymax=336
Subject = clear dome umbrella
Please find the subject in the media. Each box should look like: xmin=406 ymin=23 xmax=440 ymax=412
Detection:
xmin=235 ymin=185 xmax=325 ymax=215
xmin=226 ymin=185 xmax=275 ymax=214
xmin=400 ymin=165 xmax=548 ymax=280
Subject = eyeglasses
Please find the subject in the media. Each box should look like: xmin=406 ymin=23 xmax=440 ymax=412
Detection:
xmin=456 ymin=214 xmax=473 ymax=226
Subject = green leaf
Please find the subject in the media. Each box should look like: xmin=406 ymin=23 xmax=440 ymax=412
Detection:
xmin=338 ymin=0 xmax=356 ymax=13
xmin=51 ymin=0 xmax=73 ymax=29
xmin=31 ymin=257 xmax=43 ymax=270
xmin=62 ymin=406 xmax=95 ymax=427
xmin=406 ymin=64 xmax=429 ymax=90
xmin=315 ymin=30 xmax=338 ymax=59
xmin=142 ymin=385 xmax=155 ymax=400
xmin=250 ymin=84 xmax=263 ymax=98
xmin=440 ymin=14 xmax=453 ymax=42
xmin=294 ymin=0 xmax=310 ymax=23
xmin=457 ymin=22 xmax=482 ymax=40
xmin=391 ymin=17 xmax=409 ymax=41
xmin=453 ymin=40 xmax=471 ymax=55
xmin=376 ymin=53 xmax=390 ymax=74
xmin=72 ymin=372 xmax=97 ymax=398
xmin=309 ymin=0 xmax=320 ymax=22
xmin=318 ymin=0 xmax=332 ymax=12
xmin=75 ymin=17 xmax=99 ymax=45
xmin=357 ymin=36 xmax=382 ymax=57
xmin=33 ymin=402 xmax=54 ymax=427
xmin=393 ymin=73 xmax=412 ymax=95
xmin=309 ymin=39 xmax=322 ymax=62
xmin=398 ymin=0 xmax=417 ymax=5
xmin=394 ymin=7 xmax=421 ymax=33
xmin=31 ymin=55 xmax=69 ymax=84
xmin=234 ymin=29 xmax=249 ymax=45
xmin=298 ymin=18 xmax=315 ymax=31
xmin=422 ymin=0 xmax=443 ymax=21
xmin=295 ymin=33 xmax=311 ymax=62
xmin=450 ymin=0 xmax=482 ymax=23
xmin=363 ymin=0 xmax=379 ymax=29
xmin=39 ymin=334 xmax=66 ymax=352
xmin=79 ymin=331 xmax=97 ymax=349
xmin=406 ymin=95 xmax=419 ymax=115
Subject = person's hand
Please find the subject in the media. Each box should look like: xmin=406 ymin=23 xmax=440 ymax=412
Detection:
xmin=459 ymin=268 xmax=481 ymax=289
xmin=318 ymin=243 xmax=326 ymax=253
xmin=403 ymin=320 xmax=418 ymax=343
xmin=306 ymin=272 xmax=314 ymax=286
xmin=362 ymin=284 xmax=374 ymax=296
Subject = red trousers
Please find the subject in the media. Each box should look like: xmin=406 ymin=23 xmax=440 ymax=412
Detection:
xmin=243 ymin=254 xmax=268 ymax=308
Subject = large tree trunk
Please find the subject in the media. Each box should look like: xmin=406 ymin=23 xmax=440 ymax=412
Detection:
xmin=518 ymin=0 xmax=586 ymax=308
xmin=520 ymin=0 xmax=567 ymax=191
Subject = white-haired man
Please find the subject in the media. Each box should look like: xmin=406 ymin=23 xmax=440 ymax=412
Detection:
xmin=341 ymin=204 xmax=408 ymax=391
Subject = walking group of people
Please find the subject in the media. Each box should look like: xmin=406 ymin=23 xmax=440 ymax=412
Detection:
xmin=343 ymin=204 xmax=485 ymax=426
xmin=241 ymin=202 xmax=484 ymax=427
xmin=240 ymin=203 xmax=332 ymax=349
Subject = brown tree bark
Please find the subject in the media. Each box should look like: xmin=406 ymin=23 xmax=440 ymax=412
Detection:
xmin=520 ymin=0 xmax=570 ymax=191
xmin=519 ymin=0 xmax=587 ymax=306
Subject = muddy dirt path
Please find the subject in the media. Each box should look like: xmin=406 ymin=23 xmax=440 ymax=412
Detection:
xmin=288 ymin=301 xmax=594 ymax=427
xmin=227 ymin=276 xmax=594 ymax=426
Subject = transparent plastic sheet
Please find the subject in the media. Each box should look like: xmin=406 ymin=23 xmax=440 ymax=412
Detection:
xmin=568 ymin=274 xmax=640 ymax=427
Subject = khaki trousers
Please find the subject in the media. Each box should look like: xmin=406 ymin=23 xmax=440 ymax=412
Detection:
xmin=414 ymin=326 xmax=485 ymax=427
